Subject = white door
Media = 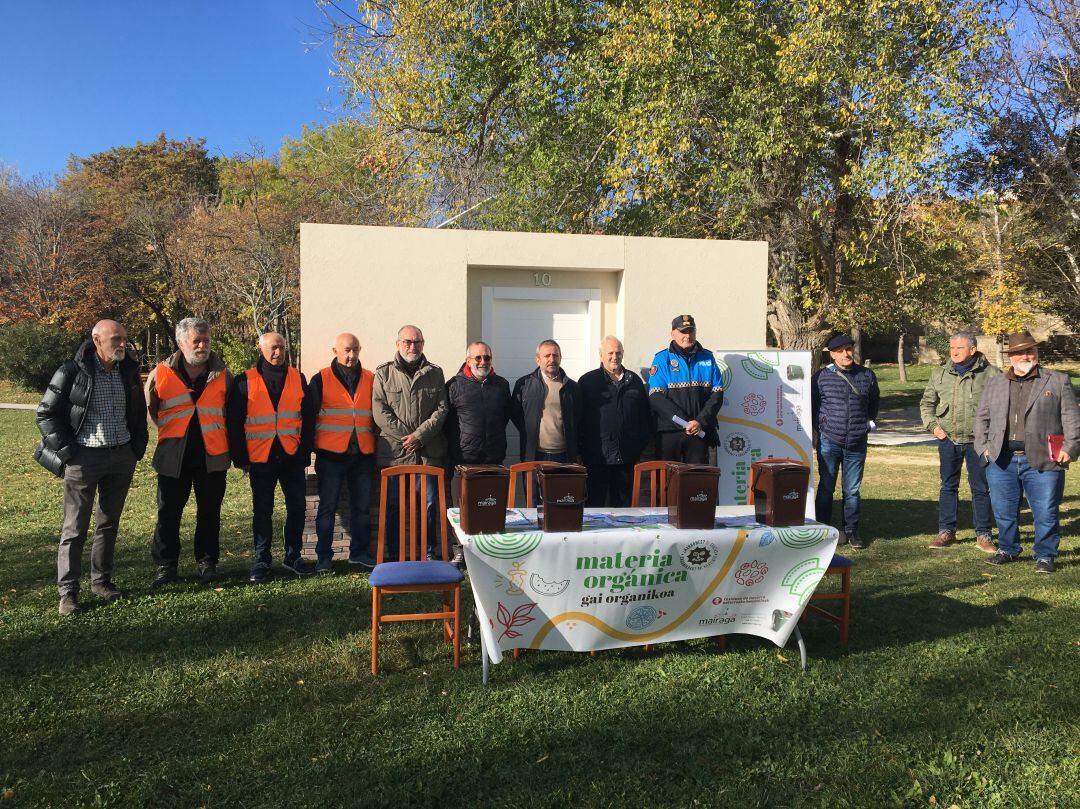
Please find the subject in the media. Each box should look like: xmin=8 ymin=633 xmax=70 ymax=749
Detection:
xmin=483 ymin=286 xmax=600 ymax=464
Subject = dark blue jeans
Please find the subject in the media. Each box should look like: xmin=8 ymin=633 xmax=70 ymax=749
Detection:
xmin=383 ymin=472 xmax=439 ymax=561
xmin=984 ymin=450 xmax=1064 ymax=560
xmin=815 ymin=435 xmax=867 ymax=533
xmin=937 ymin=439 xmax=993 ymax=534
xmin=315 ymin=453 xmax=375 ymax=561
xmin=249 ymin=460 xmax=307 ymax=566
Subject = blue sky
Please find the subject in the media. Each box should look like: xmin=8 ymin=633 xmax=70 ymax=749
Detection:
xmin=0 ymin=1 xmax=345 ymax=180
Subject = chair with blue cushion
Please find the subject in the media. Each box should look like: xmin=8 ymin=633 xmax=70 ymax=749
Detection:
xmin=370 ymin=465 xmax=463 ymax=674
xmin=803 ymin=554 xmax=852 ymax=646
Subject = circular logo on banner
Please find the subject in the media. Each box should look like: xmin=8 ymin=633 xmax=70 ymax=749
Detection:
xmin=472 ymin=532 xmax=543 ymax=559
xmin=735 ymin=560 xmax=768 ymax=586
xmin=625 ymin=605 xmax=658 ymax=631
xmin=679 ymin=540 xmax=719 ymax=570
xmin=742 ymin=393 xmax=767 ymax=416
xmin=723 ymin=431 xmax=751 ymax=456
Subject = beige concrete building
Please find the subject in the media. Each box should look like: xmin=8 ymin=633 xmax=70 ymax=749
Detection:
xmin=300 ymin=224 xmax=767 ymax=459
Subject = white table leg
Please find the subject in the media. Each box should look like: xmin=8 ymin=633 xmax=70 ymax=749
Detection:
xmin=792 ymin=625 xmax=808 ymax=672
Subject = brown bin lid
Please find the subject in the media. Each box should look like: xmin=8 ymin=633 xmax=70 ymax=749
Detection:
xmin=537 ymin=464 xmax=587 ymax=476
xmin=455 ymin=464 xmax=509 ymax=477
xmin=751 ymin=460 xmax=808 ymax=472
xmin=666 ymin=463 xmax=721 ymax=476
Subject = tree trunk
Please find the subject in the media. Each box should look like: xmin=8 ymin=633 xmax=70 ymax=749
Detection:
xmin=766 ymin=293 xmax=832 ymax=372
xmin=897 ymin=333 xmax=908 ymax=383
xmin=851 ymin=326 xmax=863 ymax=366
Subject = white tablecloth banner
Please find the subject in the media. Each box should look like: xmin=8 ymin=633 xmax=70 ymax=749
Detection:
xmin=451 ymin=510 xmax=839 ymax=664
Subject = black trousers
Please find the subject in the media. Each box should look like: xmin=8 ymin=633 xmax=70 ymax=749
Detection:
xmin=585 ymin=464 xmax=635 ymax=507
xmin=657 ymin=431 xmax=710 ymax=464
xmin=152 ymin=468 xmax=227 ymax=566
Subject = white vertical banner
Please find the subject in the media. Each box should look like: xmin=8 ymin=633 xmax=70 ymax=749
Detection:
xmin=713 ymin=351 xmax=815 ymax=516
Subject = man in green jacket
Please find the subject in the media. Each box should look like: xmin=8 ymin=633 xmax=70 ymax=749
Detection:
xmin=372 ymin=324 xmax=449 ymax=561
xmin=920 ymin=331 xmax=1000 ymax=551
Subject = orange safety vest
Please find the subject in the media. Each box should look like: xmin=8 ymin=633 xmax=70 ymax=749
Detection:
xmin=315 ymin=366 xmax=375 ymax=454
xmin=244 ymin=367 xmax=304 ymax=463
xmin=153 ymin=363 xmax=229 ymax=455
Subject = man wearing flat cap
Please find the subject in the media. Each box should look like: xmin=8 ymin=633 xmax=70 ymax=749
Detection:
xmin=648 ymin=315 xmax=725 ymax=464
xmin=811 ymin=334 xmax=880 ymax=548
xmin=974 ymin=330 xmax=1080 ymax=573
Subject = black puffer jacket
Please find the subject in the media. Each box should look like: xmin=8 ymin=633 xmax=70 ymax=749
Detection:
xmin=578 ymin=366 xmax=652 ymax=465
xmin=445 ymin=364 xmax=512 ymax=465
xmin=34 ymin=340 xmax=149 ymax=477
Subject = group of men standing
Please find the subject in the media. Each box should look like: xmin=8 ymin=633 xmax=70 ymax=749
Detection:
xmin=36 ymin=314 xmax=728 ymax=615
xmin=812 ymin=328 xmax=1078 ymax=573
xmin=34 ymin=314 xmax=1076 ymax=616
xmin=921 ymin=330 xmax=1078 ymax=573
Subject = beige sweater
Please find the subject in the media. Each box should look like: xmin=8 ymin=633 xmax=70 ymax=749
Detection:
xmin=537 ymin=373 xmax=566 ymax=452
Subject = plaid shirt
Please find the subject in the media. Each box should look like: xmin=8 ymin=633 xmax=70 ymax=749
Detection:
xmin=75 ymin=355 xmax=132 ymax=448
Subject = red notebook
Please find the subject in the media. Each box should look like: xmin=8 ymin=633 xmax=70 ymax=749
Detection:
xmin=1047 ymin=433 xmax=1064 ymax=460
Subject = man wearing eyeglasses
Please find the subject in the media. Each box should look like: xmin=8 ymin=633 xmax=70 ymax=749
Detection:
xmin=445 ymin=341 xmax=512 ymax=566
xmin=372 ymin=325 xmax=449 ymax=561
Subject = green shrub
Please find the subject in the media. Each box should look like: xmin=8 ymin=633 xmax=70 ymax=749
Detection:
xmin=0 ymin=322 xmax=83 ymax=392
xmin=924 ymin=332 xmax=950 ymax=360
xmin=215 ymin=333 xmax=258 ymax=374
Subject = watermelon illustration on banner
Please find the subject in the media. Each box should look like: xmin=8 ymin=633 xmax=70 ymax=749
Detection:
xmin=714 ymin=351 xmax=814 ymax=517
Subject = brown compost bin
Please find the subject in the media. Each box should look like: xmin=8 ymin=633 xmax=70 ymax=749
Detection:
xmin=666 ymin=464 xmax=721 ymax=529
xmin=456 ymin=464 xmax=510 ymax=534
xmin=750 ymin=460 xmax=810 ymax=526
xmin=536 ymin=464 xmax=588 ymax=532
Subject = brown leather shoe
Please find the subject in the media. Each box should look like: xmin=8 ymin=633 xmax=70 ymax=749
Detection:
xmin=975 ymin=534 xmax=997 ymax=554
xmin=928 ymin=530 xmax=956 ymax=549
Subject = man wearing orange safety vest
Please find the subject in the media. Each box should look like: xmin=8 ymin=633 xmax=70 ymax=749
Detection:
xmin=146 ymin=318 xmax=232 ymax=587
xmin=226 ymin=331 xmax=314 ymax=582
xmin=307 ymin=332 xmax=378 ymax=573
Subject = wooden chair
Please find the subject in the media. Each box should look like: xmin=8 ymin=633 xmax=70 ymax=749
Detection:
xmin=631 ymin=460 xmax=670 ymax=507
xmin=803 ymin=555 xmax=852 ymax=646
xmin=507 ymin=461 xmax=559 ymax=508
xmin=370 ymin=465 xmax=462 ymax=674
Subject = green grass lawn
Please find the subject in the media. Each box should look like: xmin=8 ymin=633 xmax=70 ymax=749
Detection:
xmin=0 ymin=379 xmax=42 ymax=406
xmin=1 ymin=410 xmax=1078 ymax=808
xmin=873 ymin=362 xmax=1080 ymax=413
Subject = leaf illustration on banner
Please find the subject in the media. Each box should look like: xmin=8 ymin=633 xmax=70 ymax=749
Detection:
xmin=495 ymin=601 xmax=537 ymax=642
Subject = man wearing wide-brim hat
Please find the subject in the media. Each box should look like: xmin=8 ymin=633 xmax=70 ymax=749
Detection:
xmin=974 ymin=329 xmax=1080 ymax=573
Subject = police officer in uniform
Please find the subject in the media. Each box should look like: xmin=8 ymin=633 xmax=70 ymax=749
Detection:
xmin=647 ymin=315 xmax=725 ymax=463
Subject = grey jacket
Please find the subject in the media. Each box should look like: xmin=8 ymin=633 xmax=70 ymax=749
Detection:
xmin=919 ymin=353 xmax=999 ymax=444
xmin=974 ymin=366 xmax=1080 ymax=471
xmin=145 ymin=350 xmax=233 ymax=478
xmin=372 ymin=357 xmax=449 ymax=467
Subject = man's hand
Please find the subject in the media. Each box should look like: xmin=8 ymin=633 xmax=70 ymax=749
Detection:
xmin=684 ymin=419 xmax=702 ymax=436
xmin=932 ymin=426 xmax=947 ymax=441
xmin=401 ymin=434 xmax=421 ymax=452
xmin=1056 ymin=449 xmax=1071 ymax=466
